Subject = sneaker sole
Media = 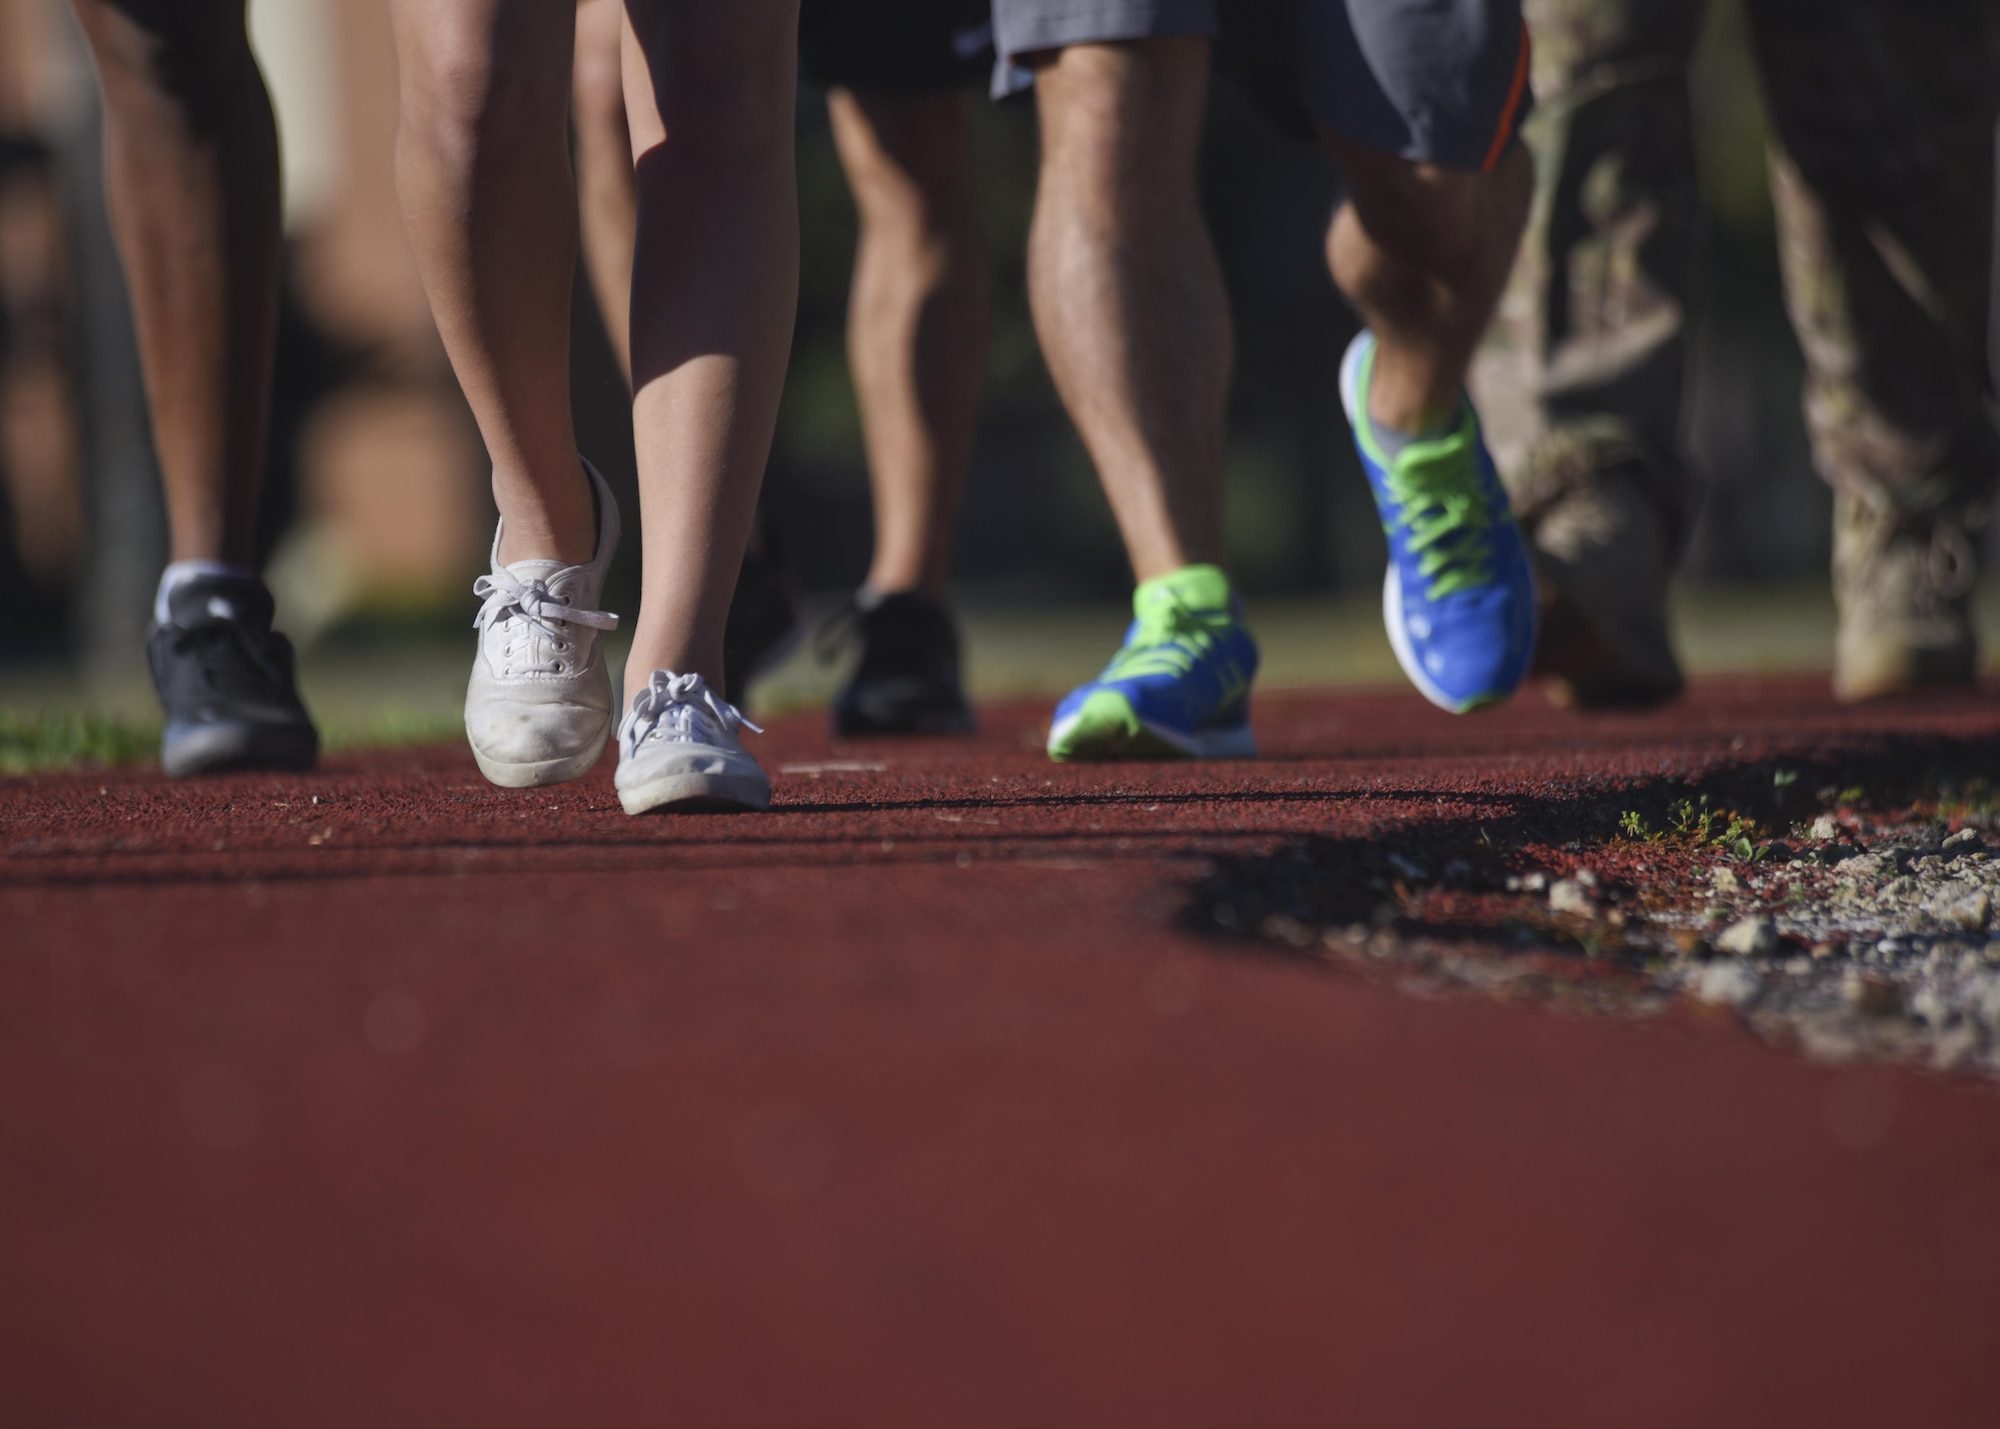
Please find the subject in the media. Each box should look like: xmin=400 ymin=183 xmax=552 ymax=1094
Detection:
xmin=618 ymin=771 xmax=772 ymax=815
xmin=1047 ymin=689 xmax=1255 ymax=762
xmin=162 ymin=721 xmax=318 ymax=779
xmin=471 ymin=719 xmax=612 ymax=789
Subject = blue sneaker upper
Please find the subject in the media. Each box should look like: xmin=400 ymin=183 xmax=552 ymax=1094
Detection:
xmin=1047 ymin=564 xmax=1259 ymax=760
xmin=1340 ymin=331 xmax=1538 ymax=712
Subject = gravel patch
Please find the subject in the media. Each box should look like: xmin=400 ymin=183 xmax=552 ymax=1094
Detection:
xmin=1630 ymin=816 xmax=2000 ymax=1074
xmin=1195 ymin=782 xmax=2000 ymax=1079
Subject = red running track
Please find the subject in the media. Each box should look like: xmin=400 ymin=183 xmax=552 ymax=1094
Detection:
xmin=3 ymin=678 xmax=1998 ymax=1426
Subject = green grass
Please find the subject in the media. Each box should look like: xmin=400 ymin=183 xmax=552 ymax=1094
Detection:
xmin=0 ymin=706 xmax=465 ymax=775
xmin=320 ymin=708 xmax=465 ymax=753
xmin=0 ymin=711 xmax=158 ymax=775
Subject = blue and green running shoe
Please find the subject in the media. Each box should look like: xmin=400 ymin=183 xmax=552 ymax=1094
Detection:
xmin=1340 ymin=331 xmax=1537 ymax=712
xmin=1047 ymin=564 xmax=1258 ymax=761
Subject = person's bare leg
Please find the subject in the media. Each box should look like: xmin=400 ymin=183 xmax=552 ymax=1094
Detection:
xmin=572 ymin=0 xmax=634 ymax=381
xmin=1027 ymin=37 xmax=1228 ymax=582
xmin=1324 ymin=139 xmax=1533 ymax=434
xmin=830 ymin=87 xmax=989 ymax=597
xmin=389 ymin=0 xmax=592 ymax=566
xmin=621 ymin=0 xmax=799 ymax=699
xmin=70 ymin=0 xmax=277 ymax=565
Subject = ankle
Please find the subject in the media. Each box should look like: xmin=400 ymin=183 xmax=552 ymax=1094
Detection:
xmin=155 ymin=559 xmax=261 ymax=624
xmin=1362 ymin=344 xmax=1464 ymax=435
xmin=493 ymin=466 xmax=597 ymax=567
xmin=1136 ymin=563 xmax=1233 ymax=614
xmin=623 ymin=663 xmax=723 ymax=710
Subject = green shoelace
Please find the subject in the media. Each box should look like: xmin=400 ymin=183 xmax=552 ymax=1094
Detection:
xmin=1099 ymin=589 xmax=1235 ymax=683
xmin=1379 ymin=413 xmax=1498 ymax=601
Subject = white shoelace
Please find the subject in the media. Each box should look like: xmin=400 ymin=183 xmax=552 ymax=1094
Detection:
xmin=474 ymin=569 xmax=618 ymax=674
xmin=621 ymin=671 xmax=762 ymax=757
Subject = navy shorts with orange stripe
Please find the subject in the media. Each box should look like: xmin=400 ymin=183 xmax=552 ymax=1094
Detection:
xmin=992 ymin=0 xmax=1533 ymax=173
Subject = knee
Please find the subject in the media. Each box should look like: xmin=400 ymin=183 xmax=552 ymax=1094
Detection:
xmin=634 ymin=16 xmax=794 ymax=168
xmin=836 ymin=97 xmax=980 ymax=251
xmin=571 ymin=23 xmax=626 ymax=138
xmin=1034 ymin=39 xmax=1208 ymax=223
xmin=78 ymin=0 xmax=257 ymax=126
xmin=399 ymin=16 xmax=567 ymax=168
xmin=1348 ymin=166 xmax=1475 ymax=271
xmin=1338 ymin=145 xmax=1531 ymax=282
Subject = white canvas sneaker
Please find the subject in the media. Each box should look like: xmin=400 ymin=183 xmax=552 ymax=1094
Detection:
xmin=614 ymin=670 xmax=771 ymax=814
xmin=465 ymin=460 xmax=621 ymax=787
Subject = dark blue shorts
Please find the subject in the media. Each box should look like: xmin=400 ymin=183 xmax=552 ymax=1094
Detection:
xmin=990 ymin=0 xmax=1533 ymax=172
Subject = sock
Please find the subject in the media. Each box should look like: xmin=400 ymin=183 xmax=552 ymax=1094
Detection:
xmin=1137 ymin=563 xmax=1233 ymax=615
xmin=154 ymin=559 xmax=257 ymax=625
xmin=1368 ymin=411 xmax=1455 ymax=464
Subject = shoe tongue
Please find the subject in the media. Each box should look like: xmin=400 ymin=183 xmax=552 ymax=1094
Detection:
xmin=1394 ymin=410 xmax=1478 ymax=484
xmin=1134 ymin=564 xmax=1232 ymax=620
xmin=503 ymin=558 xmax=571 ymax=585
xmin=166 ymin=574 xmax=274 ymax=630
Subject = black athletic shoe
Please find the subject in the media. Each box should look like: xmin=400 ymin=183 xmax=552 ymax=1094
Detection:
xmin=722 ymin=540 xmax=801 ymax=708
xmin=146 ymin=572 xmax=318 ymax=778
xmin=823 ymin=590 xmax=975 ymax=737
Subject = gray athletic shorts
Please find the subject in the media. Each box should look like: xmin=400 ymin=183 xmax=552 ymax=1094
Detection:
xmin=990 ymin=0 xmax=1533 ymax=172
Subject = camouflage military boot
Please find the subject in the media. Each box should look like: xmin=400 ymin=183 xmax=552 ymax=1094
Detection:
xmin=1518 ymin=446 xmax=1686 ymax=710
xmin=1832 ymin=490 xmax=1981 ymax=702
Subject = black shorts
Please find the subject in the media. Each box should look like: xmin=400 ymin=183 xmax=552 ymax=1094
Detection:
xmin=800 ymin=0 xmax=995 ymax=95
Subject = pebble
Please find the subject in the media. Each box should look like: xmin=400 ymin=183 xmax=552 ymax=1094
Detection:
xmin=1932 ymin=1024 xmax=1981 ymax=1072
xmin=1714 ymin=915 xmax=1780 ymax=958
xmin=1973 ymin=976 xmax=2000 ymax=1034
xmin=1696 ymin=960 xmax=1762 ymax=1008
xmin=1843 ymin=972 xmax=1903 ymax=1018
xmin=1930 ymin=885 xmax=1992 ymax=932
xmin=1910 ymin=985 xmax=1952 ymax=1029
xmin=1944 ymin=828 xmax=1982 ymax=850
xmin=1810 ymin=814 xmax=1841 ymax=842
xmin=1710 ymin=865 xmax=1744 ymax=896
xmin=1548 ymin=879 xmax=1593 ymax=915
